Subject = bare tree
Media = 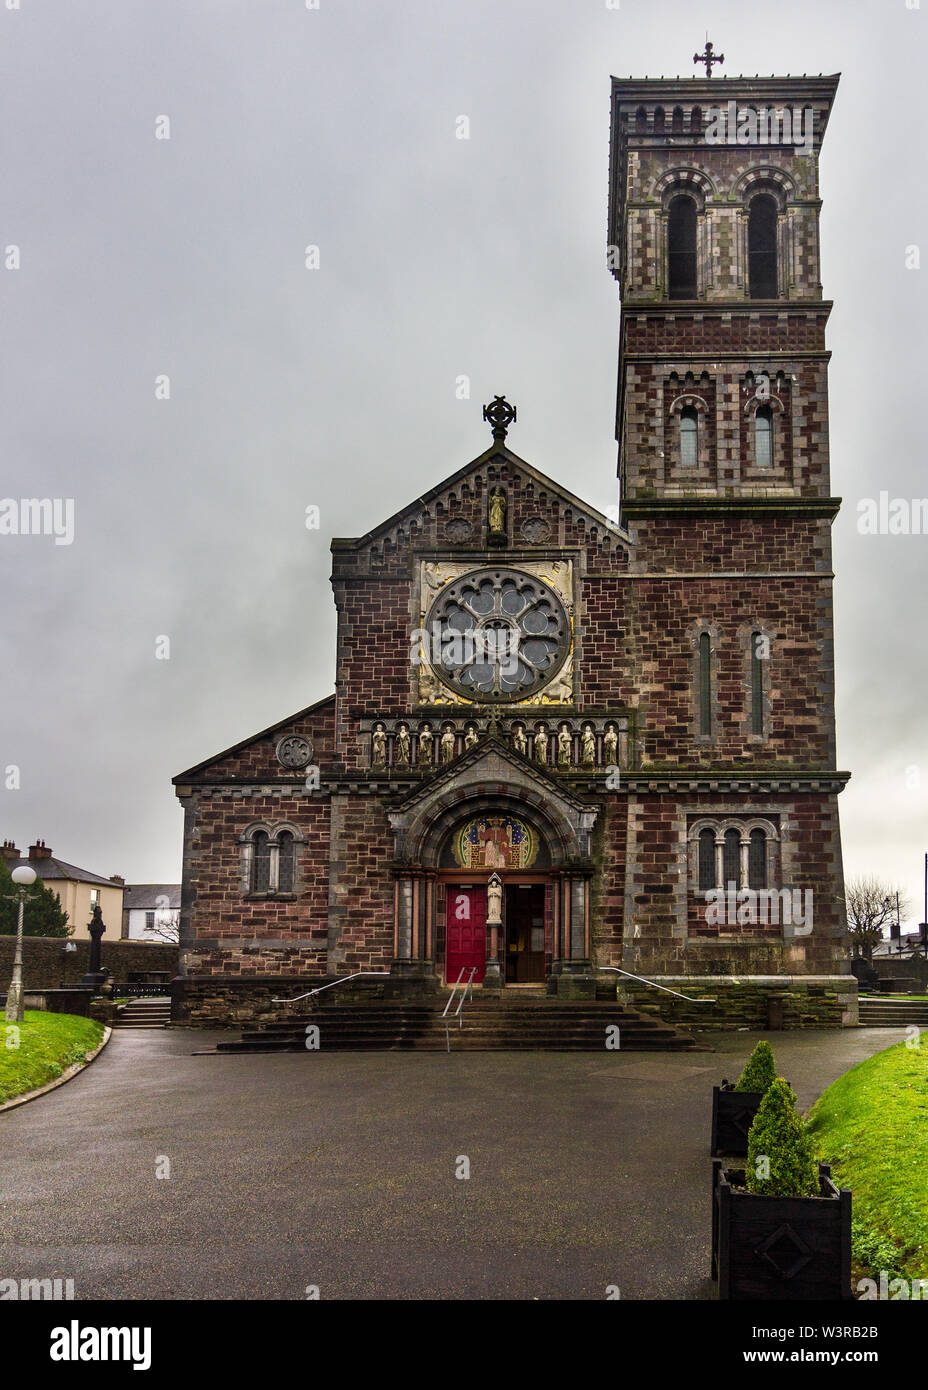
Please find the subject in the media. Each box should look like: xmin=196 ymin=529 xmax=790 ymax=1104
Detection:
xmin=841 ymin=876 xmax=910 ymax=961
xmin=144 ymin=913 xmax=179 ymax=944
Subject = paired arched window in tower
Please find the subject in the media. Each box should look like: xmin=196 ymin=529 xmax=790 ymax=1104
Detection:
xmin=662 ymin=180 xmax=784 ymax=301
xmin=748 ymin=193 xmax=779 ymax=298
xmin=668 ymin=195 xmax=697 ymax=299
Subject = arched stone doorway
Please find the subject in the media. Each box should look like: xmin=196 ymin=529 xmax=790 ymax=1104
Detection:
xmin=385 ymin=739 xmax=599 ymax=997
xmin=437 ymin=809 xmax=552 ymax=989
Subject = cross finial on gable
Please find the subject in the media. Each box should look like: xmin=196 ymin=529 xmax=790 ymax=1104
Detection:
xmin=694 ymin=40 xmax=724 ymax=77
xmin=482 ymin=395 xmax=517 ymax=442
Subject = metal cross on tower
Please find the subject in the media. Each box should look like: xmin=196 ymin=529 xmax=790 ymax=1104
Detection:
xmin=693 ymin=41 xmax=724 ymax=77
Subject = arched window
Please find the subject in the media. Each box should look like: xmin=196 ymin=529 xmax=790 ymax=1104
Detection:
xmin=750 ymin=631 xmax=765 ymax=735
xmin=748 ymin=194 xmax=778 ymax=298
xmin=698 ymin=828 xmax=717 ymax=891
xmin=668 ymin=195 xmax=697 ymax=298
xmin=252 ymin=831 xmax=270 ymax=893
xmin=680 ymin=406 xmax=698 ymax=467
xmin=754 ymin=403 xmax=773 ymax=469
xmin=723 ymin=829 xmax=741 ymax=889
xmin=690 ymin=106 xmax=702 ymax=133
xmin=748 ymin=828 xmax=768 ymax=890
xmin=698 ymin=632 xmax=712 ymax=736
xmin=277 ymin=831 xmax=295 ymax=893
xmin=672 ymin=106 xmax=684 ymax=133
xmin=653 ymin=106 xmax=665 ymax=134
xmin=636 ymin=106 xmax=648 ymax=132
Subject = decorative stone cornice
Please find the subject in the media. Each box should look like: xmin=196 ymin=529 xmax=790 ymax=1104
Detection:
xmin=621 ymin=495 xmax=841 ymax=520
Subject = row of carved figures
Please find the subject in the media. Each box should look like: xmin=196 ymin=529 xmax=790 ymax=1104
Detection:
xmin=368 ymin=720 xmax=623 ymax=770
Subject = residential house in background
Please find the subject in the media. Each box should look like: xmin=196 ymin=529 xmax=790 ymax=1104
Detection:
xmin=122 ymin=884 xmax=181 ymax=941
xmin=0 ymin=840 xmax=124 ymax=940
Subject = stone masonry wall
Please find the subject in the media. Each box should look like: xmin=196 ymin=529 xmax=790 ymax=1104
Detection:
xmin=0 ymin=936 xmax=178 ymax=988
xmin=617 ymin=975 xmax=858 ymax=1030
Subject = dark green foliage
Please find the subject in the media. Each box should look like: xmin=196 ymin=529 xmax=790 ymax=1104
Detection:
xmin=746 ymin=1077 xmax=818 ymax=1197
xmin=851 ymin=1220 xmax=908 ymax=1283
xmin=0 ymin=859 xmax=71 ymax=937
xmin=734 ymin=1039 xmax=776 ymax=1094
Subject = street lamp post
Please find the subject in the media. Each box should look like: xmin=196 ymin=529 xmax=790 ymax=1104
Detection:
xmin=5 ymin=864 xmax=38 ymax=1023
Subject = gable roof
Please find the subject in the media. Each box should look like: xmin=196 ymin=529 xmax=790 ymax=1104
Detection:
xmin=173 ymin=693 xmax=335 ymax=782
xmin=123 ymin=884 xmax=181 ymax=910
xmin=11 ymin=856 xmax=118 ymax=888
xmin=330 ymin=441 xmax=629 ymax=552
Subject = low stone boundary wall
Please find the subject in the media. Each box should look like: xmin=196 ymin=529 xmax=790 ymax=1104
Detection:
xmin=0 ymin=936 xmax=178 ymax=988
xmin=617 ymin=974 xmax=858 ymax=1030
xmin=173 ymin=975 xmax=332 ymax=1028
xmin=874 ymin=956 xmax=928 ymax=990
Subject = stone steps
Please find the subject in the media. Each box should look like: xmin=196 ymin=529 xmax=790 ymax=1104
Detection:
xmin=858 ymin=997 xmax=928 ymax=1027
xmin=213 ymin=1000 xmax=703 ymax=1053
xmin=115 ymin=999 xmax=171 ymax=1029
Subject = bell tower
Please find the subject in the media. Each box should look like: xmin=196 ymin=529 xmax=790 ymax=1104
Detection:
xmin=608 ymin=63 xmax=840 ymax=509
xmin=604 ymin=55 xmax=850 ymax=981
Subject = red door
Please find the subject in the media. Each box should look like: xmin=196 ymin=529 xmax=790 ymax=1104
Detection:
xmin=446 ymin=887 xmax=487 ymax=984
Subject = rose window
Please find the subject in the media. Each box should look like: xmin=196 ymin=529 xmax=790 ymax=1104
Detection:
xmin=425 ymin=568 xmax=570 ymax=701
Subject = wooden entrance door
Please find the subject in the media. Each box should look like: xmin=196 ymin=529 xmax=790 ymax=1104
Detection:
xmin=446 ymin=887 xmax=487 ymax=984
xmin=505 ymin=885 xmax=546 ymax=983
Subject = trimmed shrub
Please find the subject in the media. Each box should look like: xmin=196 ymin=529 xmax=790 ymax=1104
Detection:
xmin=734 ymin=1039 xmax=777 ymax=1094
xmin=746 ymin=1077 xmax=818 ymax=1197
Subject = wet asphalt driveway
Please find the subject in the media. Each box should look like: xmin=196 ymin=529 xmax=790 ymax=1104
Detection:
xmin=0 ymin=1026 xmax=898 ymax=1300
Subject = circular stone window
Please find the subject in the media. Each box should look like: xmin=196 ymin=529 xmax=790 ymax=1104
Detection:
xmin=425 ymin=568 xmax=570 ymax=702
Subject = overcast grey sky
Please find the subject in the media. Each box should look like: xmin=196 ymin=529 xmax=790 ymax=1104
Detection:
xmin=1 ymin=0 xmax=926 ymax=925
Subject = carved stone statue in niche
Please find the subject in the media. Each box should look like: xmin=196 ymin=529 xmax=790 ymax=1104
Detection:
xmin=418 ymin=726 xmax=433 ymax=767
xmin=603 ymin=723 xmax=618 ymax=766
xmin=486 ymin=872 xmax=503 ymax=926
xmin=512 ymin=723 xmax=527 ymax=757
xmin=464 ymin=724 xmax=478 ymax=751
xmin=440 ymin=725 xmax=456 ymax=764
xmin=371 ymin=723 xmax=387 ymax=769
xmin=395 ymin=723 xmax=411 ymax=766
xmin=557 ymin=723 xmax=572 ymax=769
xmin=581 ymin=723 xmax=595 ymax=768
xmin=488 ymin=486 xmax=507 ymax=537
xmin=534 ymin=724 xmax=549 ymax=766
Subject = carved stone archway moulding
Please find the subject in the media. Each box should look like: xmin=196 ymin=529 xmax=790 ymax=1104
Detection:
xmin=387 ymin=740 xmax=598 ymax=868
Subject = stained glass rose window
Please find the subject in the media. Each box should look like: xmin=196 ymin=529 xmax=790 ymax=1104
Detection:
xmin=424 ymin=568 xmax=570 ymax=701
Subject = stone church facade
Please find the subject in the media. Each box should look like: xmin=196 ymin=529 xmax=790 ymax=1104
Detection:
xmin=173 ymin=68 xmax=853 ymax=1026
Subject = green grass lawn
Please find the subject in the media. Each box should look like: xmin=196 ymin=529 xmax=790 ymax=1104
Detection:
xmin=808 ymin=1039 xmax=928 ymax=1280
xmin=0 ymin=1010 xmax=104 ymax=1104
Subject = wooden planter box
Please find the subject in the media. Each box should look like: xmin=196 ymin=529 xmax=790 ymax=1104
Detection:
xmin=710 ymin=1083 xmax=764 ymax=1157
xmin=712 ymin=1160 xmax=852 ymax=1301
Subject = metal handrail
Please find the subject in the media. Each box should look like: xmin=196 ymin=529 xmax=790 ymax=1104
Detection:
xmin=272 ymin=971 xmax=389 ymax=1005
xmin=443 ymin=966 xmax=476 ymax=1050
xmin=597 ymin=966 xmax=716 ymax=1003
